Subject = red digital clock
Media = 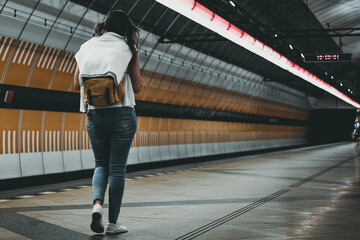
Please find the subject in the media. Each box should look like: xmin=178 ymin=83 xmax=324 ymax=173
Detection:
xmin=304 ymin=53 xmax=352 ymax=62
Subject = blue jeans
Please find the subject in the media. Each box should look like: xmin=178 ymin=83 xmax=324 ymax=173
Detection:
xmin=86 ymin=107 xmax=137 ymax=223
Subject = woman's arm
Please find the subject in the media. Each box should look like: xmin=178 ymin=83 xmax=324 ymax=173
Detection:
xmin=128 ymin=53 xmax=142 ymax=93
xmin=73 ymin=66 xmax=80 ymax=90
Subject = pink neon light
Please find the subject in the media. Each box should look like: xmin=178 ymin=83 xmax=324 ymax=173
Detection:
xmin=193 ymin=2 xmax=214 ymax=20
xmin=280 ymin=56 xmax=289 ymax=65
xmin=254 ymin=40 xmax=265 ymax=50
xmin=212 ymin=14 xmax=230 ymax=30
xmin=263 ymin=45 xmax=274 ymax=55
xmin=228 ymin=25 xmax=244 ymax=37
xmin=293 ymin=64 xmax=300 ymax=71
xmin=242 ymin=32 xmax=255 ymax=44
xmin=180 ymin=0 xmax=195 ymax=10
xmin=287 ymin=60 xmax=294 ymax=68
xmin=155 ymin=0 xmax=360 ymax=107
xmin=313 ymin=76 xmax=321 ymax=84
xmin=272 ymin=51 xmax=281 ymax=60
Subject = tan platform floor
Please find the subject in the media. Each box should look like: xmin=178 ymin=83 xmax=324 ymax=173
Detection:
xmin=0 ymin=142 xmax=359 ymax=239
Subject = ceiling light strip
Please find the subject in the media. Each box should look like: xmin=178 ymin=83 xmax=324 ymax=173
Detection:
xmin=155 ymin=0 xmax=360 ymax=108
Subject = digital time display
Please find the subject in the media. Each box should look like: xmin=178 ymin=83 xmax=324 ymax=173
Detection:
xmin=317 ymin=54 xmax=340 ymax=61
xmin=304 ymin=53 xmax=352 ymax=62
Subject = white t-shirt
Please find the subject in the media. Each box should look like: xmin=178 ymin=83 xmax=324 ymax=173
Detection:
xmin=75 ymin=32 xmax=135 ymax=112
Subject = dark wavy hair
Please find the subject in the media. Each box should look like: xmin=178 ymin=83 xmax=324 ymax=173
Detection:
xmin=95 ymin=10 xmax=140 ymax=54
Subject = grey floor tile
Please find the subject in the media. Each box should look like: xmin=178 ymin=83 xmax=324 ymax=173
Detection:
xmin=1 ymin=143 xmax=360 ymax=239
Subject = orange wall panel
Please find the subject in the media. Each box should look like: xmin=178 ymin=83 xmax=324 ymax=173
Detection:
xmin=0 ymin=109 xmax=20 ymax=154
xmin=149 ymin=117 xmax=160 ymax=146
xmin=50 ymin=53 xmax=76 ymax=92
xmin=80 ymin=114 xmax=90 ymax=150
xmin=169 ymin=119 xmax=178 ymax=145
xmin=20 ymin=110 xmax=42 ymax=153
xmin=27 ymin=48 xmax=60 ymax=89
xmin=159 ymin=118 xmax=170 ymax=146
xmin=2 ymin=40 xmax=35 ymax=86
xmin=0 ymin=38 xmax=15 ymax=80
xmin=183 ymin=119 xmax=192 ymax=145
xmin=155 ymin=88 xmax=167 ymax=103
xmin=43 ymin=111 xmax=64 ymax=152
xmin=62 ymin=113 xmax=82 ymax=151
xmin=193 ymin=120 xmax=200 ymax=144
xmin=143 ymin=87 xmax=157 ymax=102
xmin=138 ymin=117 xmax=150 ymax=147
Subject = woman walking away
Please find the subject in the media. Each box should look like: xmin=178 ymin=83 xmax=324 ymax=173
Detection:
xmin=74 ymin=10 xmax=141 ymax=235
